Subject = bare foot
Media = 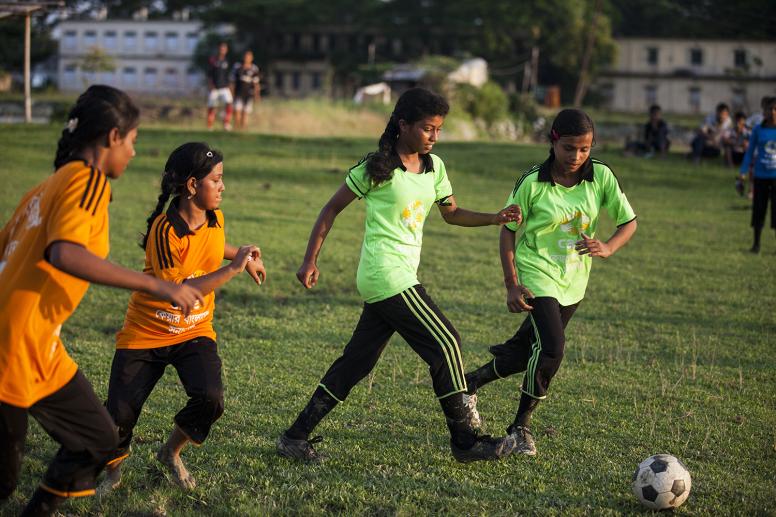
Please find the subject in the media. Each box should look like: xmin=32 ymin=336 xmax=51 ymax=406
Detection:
xmin=96 ymin=464 xmax=122 ymax=496
xmin=156 ymin=444 xmax=196 ymax=490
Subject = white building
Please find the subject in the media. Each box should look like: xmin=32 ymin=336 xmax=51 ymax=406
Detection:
xmin=598 ymin=38 xmax=776 ymax=115
xmin=57 ymin=18 xmax=207 ymax=95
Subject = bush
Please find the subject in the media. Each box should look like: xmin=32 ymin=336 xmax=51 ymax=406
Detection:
xmin=454 ymin=81 xmax=508 ymax=129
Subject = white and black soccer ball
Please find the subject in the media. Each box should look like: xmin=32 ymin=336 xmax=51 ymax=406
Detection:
xmin=632 ymin=454 xmax=691 ymax=510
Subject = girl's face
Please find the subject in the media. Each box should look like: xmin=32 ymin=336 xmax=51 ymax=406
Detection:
xmin=104 ymin=127 xmax=138 ymax=179
xmin=399 ymin=115 xmax=444 ymax=154
xmin=192 ymin=162 xmax=225 ymax=211
xmin=552 ymin=133 xmax=593 ymax=174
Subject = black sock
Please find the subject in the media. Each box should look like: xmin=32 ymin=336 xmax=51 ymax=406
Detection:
xmin=465 ymin=361 xmax=500 ymax=394
xmin=21 ymin=487 xmax=65 ymax=517
xmin=285 ymin=386 xmax=338 ymax=440
xmin=511 ymin=392 xmax=540 ymax=430
xmin=439 ymin=393 xmax=477 ymax=449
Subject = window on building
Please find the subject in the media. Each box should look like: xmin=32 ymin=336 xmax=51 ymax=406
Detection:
xmin=144 ymin=31 xmax=159 ymax=52
xmin=63 ymin=64 xmax=77 ymax=87
xmin=63 ymin=30 xmax=77 ymax=50
xmin=103 ymin=30 xmax=117 ymax=50
xmin=734 ymin=49 xmax=747 ymax=68
xmin=644 ymin=85 xmax=657 ymax=106
xmin=143 ymin=67 xmax=157 ymax=88
xmin=187 ymin=67 xmax=201 ymax=88
xmin=164 ymin=68 xmax=179 ymax=88
xmin=392 ymin=38 xmax=402 ymax=56
xmin=83 ymin=30 xmax=97 ymax=48
xmin=124 ymin=31 xmax=137 ymax=51
xmin=689 ymin=48 xmax=703 ymax=66
xmin=165 ymin=32 xmax=179 ymax=52
xmin=688 ymin=86 xmax=701 ymax=112
xmin=731 ymin=88 xmax=747 ymax=109
xmin=646 ymin=47 xmax=658 ymax=65
xmin=100 ymin=69 xmax=115 ymax=84
xmin=292 ymin=34 xmax=300 ymax=51
xmin=291 ymin=71 xmax=301 ymax=90
xmin=122 ymin=67 xmax=137 ymax=87
xmin=185 ymin=32 xmax=198 ymax=52
xmin=274 ymin=71 xmax=284 ymax=90
xmin=311 ymin=72 xmax=322 ymax=90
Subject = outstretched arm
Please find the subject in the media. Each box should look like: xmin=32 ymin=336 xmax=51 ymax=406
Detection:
xmin=46 ymin=241 xmax=204 ymax=315
xmin=437 ymin=195 xmax=521 ymax=227
xmin=500 ymin=226 xmax=534 ymax=312
xmin=297 ymin=183 xmax=357 ymax=288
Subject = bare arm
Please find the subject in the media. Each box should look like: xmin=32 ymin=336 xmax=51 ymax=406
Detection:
xmin=437 ymin=195 xmax=521 ymax=227
xmin=575 ymin=219 xmax=638 ymax=258
xmin=224 ymin=242 xmax=265 ymax=286
xmin=46 ymin=241 xmax=203 ymax=315
xmin=499 ymin=226 xmax=534 ymax=312
xmin=297 ymin=183 xmax=357 ymax=288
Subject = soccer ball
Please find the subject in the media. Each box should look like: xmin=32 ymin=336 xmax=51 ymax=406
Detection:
xmin=632 ymin=454 xmax=691 ymax=510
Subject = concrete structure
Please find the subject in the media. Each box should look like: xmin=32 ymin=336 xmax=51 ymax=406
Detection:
xmin=57 ymin=18 xmax=207 ymax=95
xmin=598 ymin=38 xmax=776 ymax=115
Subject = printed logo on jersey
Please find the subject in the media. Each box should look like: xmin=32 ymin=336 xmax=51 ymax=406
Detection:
xmin=401 ymin=200 xmax=425 ymax=230
xmin=25 ymin=195 xmax=42 ymax=229
xmin=559 ymin=210 xmax=590 ymax=236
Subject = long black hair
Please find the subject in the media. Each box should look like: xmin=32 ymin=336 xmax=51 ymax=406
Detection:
xmin=365 ymin=87 xmax=449 ymax=186
xmin=547 ymin=108 xmax=596 ymax=159
xmin=54 ymin=85 xmax=140 ymax=170
xmin=141 ymin=142 xmax=224 ymax=249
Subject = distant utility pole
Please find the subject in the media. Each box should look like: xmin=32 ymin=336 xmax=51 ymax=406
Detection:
xmin=0 ymin=1 xmax=64 ymax=123
xmin=573 ymin=0 xmax=602 ymax=108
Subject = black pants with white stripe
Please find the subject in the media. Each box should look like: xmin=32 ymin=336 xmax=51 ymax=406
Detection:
xmin=488 ymin=297 xmax=578 ymax=400
xmin=319 ymin=284 xmax=467 ymax=402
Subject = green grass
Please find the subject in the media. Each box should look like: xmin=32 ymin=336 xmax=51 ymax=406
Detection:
xmin=1 ymin=124 xmax=774 ymax=516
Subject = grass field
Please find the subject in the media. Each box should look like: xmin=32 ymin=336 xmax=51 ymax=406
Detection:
xmin=0 ymin=124 xmax=774 ymax=516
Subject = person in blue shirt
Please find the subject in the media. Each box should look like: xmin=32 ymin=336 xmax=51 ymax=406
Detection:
xmin=740 ymin=96 xmax=776 ymax=253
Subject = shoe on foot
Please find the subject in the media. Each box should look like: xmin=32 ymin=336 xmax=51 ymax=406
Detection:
xmin=156 ymin=444 xmax=196 ymax=490
xmin=507 ymin=425 xmax=537 ymax=456
xmin=450 ymin=434 xmax=513 ymax=463
xmin=462 ymin=392 xmax=483 ymax=430
xmin=276 ymin=433 xmax=323 ymax=462
xmin=96 ymin=463 xmax=122 ymax=496
xmin=750 ymin=244 xmax=760 ymax=253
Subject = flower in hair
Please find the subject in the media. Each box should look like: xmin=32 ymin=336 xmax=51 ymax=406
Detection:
xmin=66 ymin=117 xmax=78 ymax=133
xmin=206 ymin=151 xmax=214 ymax=158
xmin=550 ymin=129 xmax=560 ymax=142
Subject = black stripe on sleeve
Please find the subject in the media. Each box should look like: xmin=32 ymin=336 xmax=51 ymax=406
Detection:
xmin=154 ymin=217 xmax=168 ymax=269
xmin=84 ymin=171 xmax=104 ymax=213
xmin=162 ymin=221 xmax=175 ymax=268
xmin=78 ymin=167 xmax=96 ymax=209
xmin=511 ymin=168 xmax=538 ymax=197
xmin=91 ymin=175 xmax=108 ymax=215
xmin=617 ymin=215 xmax=637 ymax=227
xmin=346 ymin=173 xmax=366 ymax=198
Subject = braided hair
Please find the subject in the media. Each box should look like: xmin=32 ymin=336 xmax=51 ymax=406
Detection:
xmin=365 ymin=87 xmax=449 ymax=186
xmin=54 ymin=85 xmax=140 ymax=170
xmin=140 ymin=142 xmax=224 ymax=249
xmin=547 ymin=108 xmax=596 ymax=159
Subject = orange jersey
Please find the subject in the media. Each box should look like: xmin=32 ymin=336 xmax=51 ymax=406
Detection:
xmin=0 ymin=161 xmax=111 ymax=408
xmin=116 ymin=198 xmax=225 ymax=349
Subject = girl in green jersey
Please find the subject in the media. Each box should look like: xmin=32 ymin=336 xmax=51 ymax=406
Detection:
xmin=277 ymin=88 xmax=521 ymax=463
xmin=465 ymin=109 xmax=638 ymax=456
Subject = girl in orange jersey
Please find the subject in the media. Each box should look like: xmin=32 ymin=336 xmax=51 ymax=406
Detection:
xmin=100 ymin=142 xmax=265 ymax=492
xmin=0 ymin=86 xmax=203 ymax=517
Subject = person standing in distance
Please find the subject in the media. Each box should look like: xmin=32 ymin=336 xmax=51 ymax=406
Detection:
xmin=231 ymin=50 xmax=260 ymax=131
xmin=206 ymin=42 xmax=234 ymax=131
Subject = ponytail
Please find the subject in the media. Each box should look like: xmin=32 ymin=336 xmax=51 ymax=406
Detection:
xmin=53 ymin=85 xmax=140 ymax=170
xmin=365 ymin=87 xmax=449 ymax=186
xmin=140 ymin=142 xmax=223 ymax=249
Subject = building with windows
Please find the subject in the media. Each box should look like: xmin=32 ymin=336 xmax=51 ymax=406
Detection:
xmin=57 ymin=18 xmax=208 ymax=95
xmin=597 ymin=38 xmax=776 ymax=114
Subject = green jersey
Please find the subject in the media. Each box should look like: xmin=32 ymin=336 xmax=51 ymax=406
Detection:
xmin=345 ymin=152 xmax=453 ymax=303
xmin=505 ymin=157 xmax=636 ymax=306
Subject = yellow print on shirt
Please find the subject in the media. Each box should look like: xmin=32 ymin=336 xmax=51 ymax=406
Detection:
xmin=401 ymin=200 xmax=425 ymax=230
xmin=559 ymin=210 xmax=590 ymax=236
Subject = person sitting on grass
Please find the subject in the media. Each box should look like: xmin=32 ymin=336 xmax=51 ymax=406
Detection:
xmin=725 ymin=112 xmax=751 ymax=169
xmin=739 ymin=97 xmax=776 ymax=253
xmin=463 ymin=109 xmax=638 ymax=456
xmin=0 ymin=85 xmax=203 ymax=517
xmin=276 ymin=87 xmax=521 ymax=464
xmin=625 ymin=104 xmax=670 ymax=158
xmin=689 ymin=102 xmax=731 ymax=165
xmin=99 ymin=143 xmax=266 ymax=493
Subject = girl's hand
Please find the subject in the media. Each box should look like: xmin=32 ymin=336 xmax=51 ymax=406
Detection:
xmin=245 ymin=256 xmax=266 ymax=286
xmin=492 ymin=204 xmax=522 ymax=225
xmin=231 ymin=245 xmax=261 ymax=273
xmin=506 ymin=284 xmax=534 ymax=313
xmin=297 ymin=260 xmax=319 ymax=289
xmin=152 ymin=281 xmax=204 ymax=317
xmin=575 ymin=233 xmax=612 ymax=258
